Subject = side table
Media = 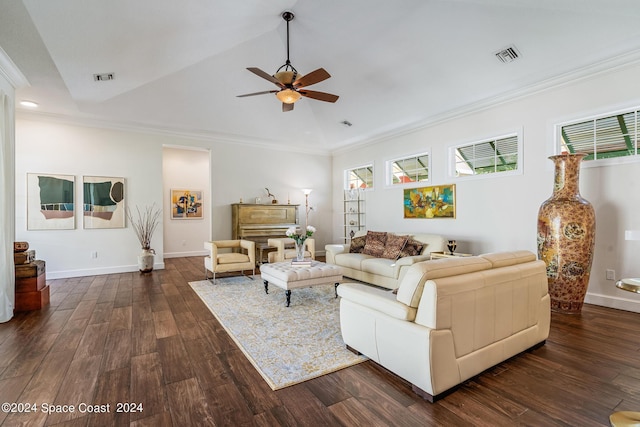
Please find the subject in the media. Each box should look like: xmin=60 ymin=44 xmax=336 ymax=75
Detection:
xmin=430 ymin=251 xmax=473 ymax=260
xmin=256 ymin=243 xmax=277 ymax=265
xmin=609 ymin=277 xmax=640 ymax=426
xmin=615 ymin=278 xmax=640 ymax=294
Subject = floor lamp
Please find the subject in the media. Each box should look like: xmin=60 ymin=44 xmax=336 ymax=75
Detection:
xmin=609 ymin=230 xmax=640 ymax=427
xmin=302 ymin=189 xmax=312 ymax=229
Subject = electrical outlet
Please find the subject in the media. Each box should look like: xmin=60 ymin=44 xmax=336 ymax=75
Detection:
xmin=91 ymin=251 xmax=98 ymax=259
xmin=606 ymin=269 xmax=615 ymax=281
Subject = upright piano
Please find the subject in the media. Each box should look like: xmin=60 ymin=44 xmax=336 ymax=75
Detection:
xmin=231 ymin=203 xmax=299 ymax=262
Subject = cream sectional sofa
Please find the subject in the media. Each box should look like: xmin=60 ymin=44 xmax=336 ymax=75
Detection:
xmin=337 ymin=250 xmax=550 ymax=402
xmin=325 ymin=230 xmax=445 ymax=289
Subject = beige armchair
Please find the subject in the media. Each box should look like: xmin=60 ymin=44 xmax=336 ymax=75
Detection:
xmin=266 ymin=238 xmax=315 ymax=263
xmin=204 ymin=240 xmax=255 ymax=281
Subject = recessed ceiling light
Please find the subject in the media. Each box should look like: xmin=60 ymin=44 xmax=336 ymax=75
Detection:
xmin=20 ymin=100 xmax=39 ymax=108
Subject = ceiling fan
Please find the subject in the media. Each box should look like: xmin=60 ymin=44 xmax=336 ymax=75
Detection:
xmin=237 ymin=11 xmax=339 ymax=112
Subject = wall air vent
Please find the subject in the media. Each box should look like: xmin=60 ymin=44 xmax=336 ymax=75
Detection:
xmin=495 ymin=46 xmax=520 ymax=63
xmin=93 ymin=73 xmax=114 ymax=81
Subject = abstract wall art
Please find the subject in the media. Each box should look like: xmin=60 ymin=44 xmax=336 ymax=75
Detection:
xmin=27 ymin=173 xmax=76 ymax=230
xmin=403 ymin=184 xmax=456 ymax=219
xmin=83 ymin=176 xmax=125 ymax=229
xmin=171 ymin=189 xmax=203 ymax=219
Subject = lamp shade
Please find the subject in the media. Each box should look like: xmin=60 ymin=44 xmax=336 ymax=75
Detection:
xmin=625 ymin=230 xmax=640 ymax=241
xmin=302 ymin=188 xmax=313 ymax=195
xmin=276 ymin=89 xmax=301 ymax=104
xmin=275 ymin=71 xmax=296 ymax=85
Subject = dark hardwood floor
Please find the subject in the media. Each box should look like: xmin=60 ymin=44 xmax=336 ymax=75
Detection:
xmin=1 ymin=256 xmax=639 ymax=426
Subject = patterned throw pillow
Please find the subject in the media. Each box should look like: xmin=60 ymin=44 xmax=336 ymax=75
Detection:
xmin=349 ymin=235 xmax=366 ymax=253
xmin=362 ymin=231 xmax=388 ymax=257
xmin=381 ymin=234 xmax=408 ymax=260
xmin=398 ymin=238 xmax=425 ymax=258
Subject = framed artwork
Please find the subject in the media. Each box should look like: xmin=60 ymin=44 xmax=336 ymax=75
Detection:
xmin=27 ymin=173 xmax=76 ymax=230
xmin=171 ymin=189 xmax=203 ymax=219
xmin=403 ymin=184 xmax=456 ymax=219
xmin=83 ymin=176 xmax=125 ymax=229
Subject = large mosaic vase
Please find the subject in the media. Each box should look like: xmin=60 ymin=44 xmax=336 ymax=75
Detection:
xmin=537 ymin=153 xmax=596 ymax=314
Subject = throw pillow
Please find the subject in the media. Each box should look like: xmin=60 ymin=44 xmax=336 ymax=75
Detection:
xmin=381 ymin=233 xmax=408 ymax=260
xmin=398 ymin=238 xmax=425 ymax=258
xmin=362 ymin=231 xmax=387 ymax=257
xmin=349 ymin=235 xmax=366 ymax=253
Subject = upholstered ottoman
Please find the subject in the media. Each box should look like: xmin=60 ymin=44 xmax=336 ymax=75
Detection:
xmin=260 ymin=261 xmax=343 ymax=307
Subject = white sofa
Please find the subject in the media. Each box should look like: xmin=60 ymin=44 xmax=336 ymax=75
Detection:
xmin=325 ymin=230 xmax=445 ymax=289
xmin=337 ymin=250 xmax=550 ymax=402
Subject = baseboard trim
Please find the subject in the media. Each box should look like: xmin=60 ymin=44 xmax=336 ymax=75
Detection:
xmin=164 ymin=250 xmax=208 ymax=259
xmin=585 ymin=292 xmax=640 ymax=313
xmin=47 ymin=262 xmax=166 ymax=279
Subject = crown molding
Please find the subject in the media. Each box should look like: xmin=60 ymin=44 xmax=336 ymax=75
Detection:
xmin=14 ymin=48 xmax=640 ymax=158
xmin=0 ymin=47 xmax=29 ymax=89
xmin=331 ymin=48 xmax=640 ymax=155
xmin=16 ymin=110 xmax=332 ymax=157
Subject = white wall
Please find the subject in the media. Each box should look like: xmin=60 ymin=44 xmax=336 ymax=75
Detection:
xmin=206 ymin=141 xmax=332 ymax=248
xmin=15 ymin=117 xmax=333 ymax=278
xmin=15 ymin=119 xmax=165 ymax=278
xmin=162 ymin=146 xmax=210 ymax=258
xmin=332 ymin=61 xmax=640 ymax=313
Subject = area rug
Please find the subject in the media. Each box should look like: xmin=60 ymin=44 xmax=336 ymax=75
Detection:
xmin=189 ymin=276 xmax=366 ymax=390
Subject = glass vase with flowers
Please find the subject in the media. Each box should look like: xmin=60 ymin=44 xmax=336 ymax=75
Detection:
xmin=285 ymin=225 xmax=316 ymax=261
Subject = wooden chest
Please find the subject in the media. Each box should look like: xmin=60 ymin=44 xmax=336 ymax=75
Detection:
xmin=14 ymin=249 xmax=36 ymax=265
xmin=15 ymin=260 xmax=49 ymax=311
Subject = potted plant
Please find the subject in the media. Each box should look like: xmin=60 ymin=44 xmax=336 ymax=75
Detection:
xmin=127 ymin=204 xmax=161 ymax=272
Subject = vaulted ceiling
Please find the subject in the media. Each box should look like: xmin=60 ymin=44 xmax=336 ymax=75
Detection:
xmin=2 ymin=0 xmax=640 ymax=153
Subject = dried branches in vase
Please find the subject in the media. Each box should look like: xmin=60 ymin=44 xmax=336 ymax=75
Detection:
xmin=127 ymin=204 xmax=161 ymax=273
xmin=127 ymin=204 xmax=161 ymax=250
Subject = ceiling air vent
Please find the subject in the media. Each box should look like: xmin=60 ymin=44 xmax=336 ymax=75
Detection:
xmin=495 ymin=46 xmax=520 ymax=63
xmin=93 ymin=73 xmax=114 ymax=81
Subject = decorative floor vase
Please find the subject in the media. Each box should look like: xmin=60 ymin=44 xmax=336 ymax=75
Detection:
xmin=294 ymin=241 xmax=306 ymax=261
xmin=138 ymin=248 xmax=155 ymax=273
xmin=537 ymin=153 xmax=596 ymax=314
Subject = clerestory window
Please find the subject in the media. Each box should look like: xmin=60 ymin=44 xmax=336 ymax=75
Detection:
xmin=559 ymin=109 xmax=638 ymax=161
xmin=386 ymin=152 xmax=430 ymax=187
xmin=345 ymin=164 xmax=374 ymax=190
xmin=450 ymin=132 xmax=521 ymax=179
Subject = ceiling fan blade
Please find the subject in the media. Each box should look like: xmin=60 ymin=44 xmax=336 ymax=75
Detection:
xmin=298 ymin=89 xmax=339 ymax=103
xmin=246 ymin=67 xmax=283 ymax=88
xmin=236 ymin=90 xmax=279 ymax=98
xmin=293 ymin=68 xmax=331 ymax=88
xmin=282 ymin=102 xmax=294 ymax=112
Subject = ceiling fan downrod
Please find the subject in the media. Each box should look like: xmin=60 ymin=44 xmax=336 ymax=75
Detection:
xmin=276 ymin=11 xmax=297 ymax=77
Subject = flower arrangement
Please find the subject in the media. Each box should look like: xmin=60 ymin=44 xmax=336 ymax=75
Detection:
xmin=126 ymin=204 xmax=161 ymax=250
xmin=286 ymin=225 xmax=316 ymax=245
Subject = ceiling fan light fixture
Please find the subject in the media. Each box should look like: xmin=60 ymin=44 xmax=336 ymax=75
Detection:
xmin=275 ymin=70 xmax=297 ymax=85
xmin=276 ymin=88 xmax=301 ymax=104
xmin=237 ymin=10 xmax=338 ymax=111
